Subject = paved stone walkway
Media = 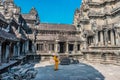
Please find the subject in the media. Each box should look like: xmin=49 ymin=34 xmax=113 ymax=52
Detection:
xmin=1 ymin=61 xmax=120 ymax=80
xmin=86 ymin=63 xmax=120 ymax=80
xmin=34 ymin=62 xmax=104 ymax=80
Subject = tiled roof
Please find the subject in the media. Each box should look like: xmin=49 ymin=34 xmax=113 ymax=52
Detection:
xmin=38 ymin=23 xmax=77 ymax=32
xmin=0 ymin=29 xmax=19 ymax=41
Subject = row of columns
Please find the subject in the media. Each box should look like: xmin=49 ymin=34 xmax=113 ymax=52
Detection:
xmin=0 ymin=40 xmax=29 ymax=65
xmin=55 ymin=41 xmax=58 ymax=53
xmin=52 ymin=41 xmax=80 ymax=54
xmin=0 ymin=42 xmax=12 ymax=64
xmin=95 ymin=29 xmax=119 ymax=46
xmin=36 ymin=41 xmax=81 ymax=54
xmin=65 ymin=41 xmax=69 ymax=53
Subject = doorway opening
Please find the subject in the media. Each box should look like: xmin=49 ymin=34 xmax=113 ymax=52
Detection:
xmin=58 ymin=42 xmax=65 ymax=53
xmin=29 ymin=40 xmax=33 ymax=52
xmin=68 ymin=44 xmax=74 ymax=53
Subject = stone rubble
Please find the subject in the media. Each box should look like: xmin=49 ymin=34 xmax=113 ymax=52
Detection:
xmin=0 ymin=63 xmax=38 ymax=80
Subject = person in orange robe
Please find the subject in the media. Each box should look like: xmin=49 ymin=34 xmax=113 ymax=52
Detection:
xmin=53 ymin=55 xmax=59 ymax=71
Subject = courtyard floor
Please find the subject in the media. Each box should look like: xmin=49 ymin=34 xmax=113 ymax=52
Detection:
xmin=33 ymin=61 xmax=120 ymax=80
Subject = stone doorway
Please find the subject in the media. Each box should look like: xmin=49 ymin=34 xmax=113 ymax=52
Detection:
xmin=58 ymin=42 xmax=65 ymax=53
xmin=29 ymin=40 xmax=32 ymax=52
xmin=69 ymin=44 xmax=74 ymax=53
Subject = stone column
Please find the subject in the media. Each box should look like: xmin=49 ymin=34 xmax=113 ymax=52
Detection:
xmin=5 ymin=44 xmax=10 ymax=63
xmin=22 ymin=42 xmax=25 ymax=55
xmin=55 ymin=40 xmax=58 ymax=53
xmin=0 ymin=42 xmax=2 ymax=65
xmin=74 ymin=42 xmax=77 ymax=53
xmin=24 ymin=41 xmax=27 ymax=53
xmin=17 ymin=42 xmax=20 ymax=56
xmin=65 ymin=41 xmax=69 ymax=54
xmin=104 ymin=29 xmax=108 ymax=46
xmin=43 ymin=43 xmax=45 ymax=51
xmin=13 ymin=44 xmax=17 ymax=57
xmin=32 ymin=41 xmax=35 ymax=53
xmin=111 ymin=30 xmax=115 ymax=46
xmin=26 ymin=40 xmax=29 ymax=53
xmin=95 ymin=31 xmax=98 ymax=46
xmin=83 ymin=40 xmax=87 ymax=50
xmin=100 ymin=31 xmax=103 ymax=45
xmin=115 ymin=30 xmax=119 ymax=46
xmin=43 ymin=42 xmax=46 ymax=52
xmin=93 ymin=36 xmax=96 ymax=45
xmin=24 ymin=41 xmax=27 ymax=54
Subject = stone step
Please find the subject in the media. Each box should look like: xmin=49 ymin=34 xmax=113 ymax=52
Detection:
xmin=60 ymin=57 xmax=70 ymax=65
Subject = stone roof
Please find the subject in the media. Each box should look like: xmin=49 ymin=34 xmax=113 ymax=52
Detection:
xmin=22 ymin=14 xmax=36 ymax=20
xmin=30 ymin=7 xmax=38 ymax=15
xmin=37 ymin=35 xmax=57 ymax=41
xmin=38 ymin=23 xmax=77 ymax=32
xmin=67 ymin=36 xmax=81 ymax=41
xmin=0 ymin=29 xmax=19 ymax=41
xmin=36 ymin=35 xmax=81 ymax=42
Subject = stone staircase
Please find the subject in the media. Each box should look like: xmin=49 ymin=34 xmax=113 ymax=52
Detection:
xmin=59 ymin=55 xmax=80 ymax=65
xmin=60 ymin=57 xmax=70 ymax=65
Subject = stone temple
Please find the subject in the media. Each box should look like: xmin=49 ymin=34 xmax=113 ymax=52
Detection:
xmin=74 ymin=0 xmax=120 ymax=64
xmin=0 ymin=0 xmax=120 ymax=71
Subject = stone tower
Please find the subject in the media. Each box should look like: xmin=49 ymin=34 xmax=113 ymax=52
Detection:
xmin=2 ymin=0 xmax=20 ymax=21
xmin=74 ymin=0 xmax=120 ymax=63
xmin=30 ymin=7 xmax=38 ymax=15
xmin=73 ymin=8 xmax=80 ymax=28
xmin=30 ymin=7 xmax=40 ymax=25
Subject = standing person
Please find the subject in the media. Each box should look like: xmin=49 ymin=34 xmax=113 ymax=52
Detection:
xmin=53 ymin=55 xmax=59 ymax=71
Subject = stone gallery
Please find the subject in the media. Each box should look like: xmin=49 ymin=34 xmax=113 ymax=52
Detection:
xmin=0 ymin=0 xmax=120 ymax=73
